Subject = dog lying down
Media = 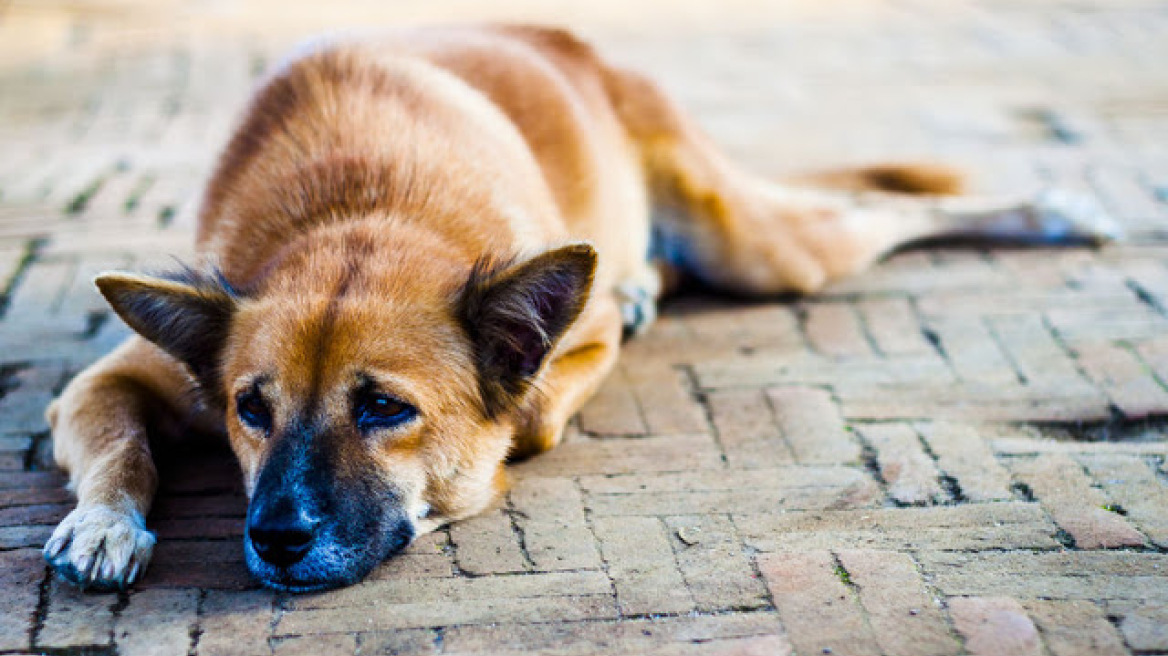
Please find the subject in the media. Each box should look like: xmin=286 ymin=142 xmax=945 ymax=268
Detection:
xmin=42 ymin=25 xmax=1118 ymax=592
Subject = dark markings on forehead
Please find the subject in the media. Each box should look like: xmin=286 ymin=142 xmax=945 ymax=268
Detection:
xmin=303 ymin=234 xmax=377 ymax=413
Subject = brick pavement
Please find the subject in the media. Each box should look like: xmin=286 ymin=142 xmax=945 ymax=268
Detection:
xmin=1 ymin=0 xmax=1167 ymax=654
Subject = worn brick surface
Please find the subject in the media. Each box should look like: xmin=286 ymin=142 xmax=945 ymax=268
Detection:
xmin=950 ymin=597 xmax=1043 ymax=656
xmin=758 ymin=551 xmax=881 ymax=656
xmin=2 ymin=1 xmax=1168 ymax=654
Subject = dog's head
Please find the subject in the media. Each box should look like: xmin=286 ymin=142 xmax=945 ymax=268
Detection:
xmin=94 ymin=236 xmax=595 ymax=591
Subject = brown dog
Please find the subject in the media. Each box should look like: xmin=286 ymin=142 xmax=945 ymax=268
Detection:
xmin=42 ymin=25 xmax=1116 ymax=592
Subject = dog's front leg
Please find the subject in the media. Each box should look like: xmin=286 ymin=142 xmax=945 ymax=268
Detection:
xmin=511 ymin=296 xmax=624 ymax=459
xmin=44 ymin=337 xmax=203 ymax=590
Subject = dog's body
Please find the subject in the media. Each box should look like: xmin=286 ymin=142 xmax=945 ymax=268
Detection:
xmin=43 ymin=25 xmax=1115 ymax=591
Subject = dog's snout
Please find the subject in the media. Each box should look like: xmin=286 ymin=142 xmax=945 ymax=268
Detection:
xmin=248 ymin=509 xmax=318 ymax=567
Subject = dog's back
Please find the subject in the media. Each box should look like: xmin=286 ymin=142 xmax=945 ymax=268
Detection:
xmin=196 ymin=26 xmax=649 ymax=297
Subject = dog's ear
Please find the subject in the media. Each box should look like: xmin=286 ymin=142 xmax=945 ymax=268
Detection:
xmin=459 ymin=243 xmax=597 ymax=416
xmin=95 ymin=269 xmax=238 ymax=397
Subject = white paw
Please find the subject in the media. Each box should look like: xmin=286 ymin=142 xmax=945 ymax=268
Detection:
xmin=44 ymin=505 xmax=156 ymax=591
xmin=1032 ymin=189 xmax=1124 ymax=244
xmin=616 ymin=282 xmax=657 ymax=338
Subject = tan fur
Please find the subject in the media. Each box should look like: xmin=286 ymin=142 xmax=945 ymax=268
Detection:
xmin=791 ymin=163 xmax=967 ymax=196
xmin=44 ymin=25 xmax=1114 ymax=591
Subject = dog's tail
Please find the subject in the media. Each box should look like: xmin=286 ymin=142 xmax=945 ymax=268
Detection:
xmin=791 ymin=163 xmax=966 ymax=196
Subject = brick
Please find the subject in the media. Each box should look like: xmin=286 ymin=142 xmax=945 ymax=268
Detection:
xmin=918 ymin=290 xmax=1137 ymax=319
xmin=757 ymin=551 xmax=880 ymax=656
xmin=440 ymin=613 xmax=784 ymax=656
xmin=0 ymin=524 xmax=53 ymax=549
xmin=197 ymin=590 xmax=276 ymax=656
xmin=857 ymin=423 xmax=945 ymax=504
xmin=273 ymin=634 xmax=355 ymax=656
xmin=0 ymin=549 xmax=43 ymax=652
xmin=916 ymin=422 xmax=1013 ymax=501
xmin=681 ymin=303 xmax=804 ymax=354
xmin=625 ymin=360 xmax=708 ymax=435
xmin=836 ymin=550 xmax=960 ymax=656
xmin=448 ymin=508 xmax=528 ymax=575
xmin=949 ymin=596 xmax=1042 ymax=656
xmin=1010 ymin=454 xmax=1146 ymax=549
xmin=578 ymin=365 xmax=645 ymax=436
xmin=1135 ymin=333 xmax=1168 ymax=386
xmin=357 ymin=629 xmax=438 ymax=656
xmin=515 ymin=433 xmax=723 ymax=476
xmin=116 ymin=588 xmax=198 ymax=656
xmin=803 ymin=302 xmax=872 ymax=357
xmin=6 ymin=259 xmax=74 ymax=321
xmin=1078 ymin=454 xmax=1168 ymax=548
xmin=276 ymin=594 xmax=618 ymax=635
xmin=837 ymin=383 xmax=1111 ymax=422
xmin=287 ymin=571 xmax=611 ymax=611
xmin=706 ymin=389 xmax=794 ymax=467
xmin=581 ymin=466 xmax=880 ymax=516
xmin=592 ymin=516 xmax=692 ymax=616
xmin=919 ymin=551 xmax=1168 ymax=601
xmin=1073 ymin=341 xmax=1168 ymax=418
xmin=0 ymin=362 xmax=66 ymax=435
xmin=827 ymin=252 xmax=1013 ymax=295
xmin=992 ymin=434 xmax=1168 ymax=455
xmin=1048 ymin=306 xmax=1168 ymax=343
xmin=1021 ymin=600 xmax=1127 ymax=656
xmin=664 ymin=515 xmax=768 ymax=611
xmin=39 ymin=578 xmax=117 ymax=649
xmin=1116 ymin=604 xmax=1168 ymax=652
xmin=857 ymin=297 xmax=934 ymax=356
xmin=767 ymin=387 xmax=860 ymax=464
xmin=509 ymin=476 xmax=602 ymax=571
xmin=989 ymin=315 xmax=1093 ymax=392
xmin=695 ymin=353 xmax=951 ymax=390
xmin=737 ymin=503 xmax=1060 ymax=552
xmin=367 ymin=530 xmax=454 ymax=580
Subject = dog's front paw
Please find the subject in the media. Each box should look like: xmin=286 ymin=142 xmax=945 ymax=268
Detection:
xmin=1032 ymin=189 xmax=1124 ymax=244
xmin=44 ymin=505 xmax=156 ymax=591
xmin=616 ymin=282 xmax=657 ymax=339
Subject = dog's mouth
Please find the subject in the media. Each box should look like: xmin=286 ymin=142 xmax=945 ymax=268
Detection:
xmin=243 ymin=515 xmax=415 ymax=592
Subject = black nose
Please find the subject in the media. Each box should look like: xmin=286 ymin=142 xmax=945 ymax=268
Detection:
xmin=248 ymin=510 xmax=318 ymax=567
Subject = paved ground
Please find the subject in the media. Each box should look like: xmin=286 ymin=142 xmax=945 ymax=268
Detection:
xmin=1 ymin=0 xmax=1168 ymax=654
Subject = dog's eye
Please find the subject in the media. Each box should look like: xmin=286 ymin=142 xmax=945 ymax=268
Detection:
xmin=236 ymin=390 xmax=272 ymax=432
xmin=354 ymin=393 xmax=417 ymax=432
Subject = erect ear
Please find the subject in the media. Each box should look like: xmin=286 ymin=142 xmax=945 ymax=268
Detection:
xmin=458 ymin=243 xmax=597 ymax=416
xmin=95 ymin=269 xmax=238 ymax=397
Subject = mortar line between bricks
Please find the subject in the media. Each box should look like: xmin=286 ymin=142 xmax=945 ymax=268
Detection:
xmin=984 ymin=316 xmax=1030 ymax=386
xmin=906 ymin=549 xmax=968 ymax=653
xmin=1042 ymin=312 xmax=1124 ymax=416
xmin=1125 ymin=340 xmax=1168 ymax=395
xmin=573 ymin=476 xmax=620 ymax=618
xmin=28 ymin=564 xmax=51 ymax=651
xmin=503 ymin=492 xmax=536 ymax=572
xmin=852 ymin=299 xmax=885 ymax=357
xmin=850 ymin=422 xmax=896 ymax=508
xmin=188 ymin=588 xmax=206 ymax=656
xmin=0 ymin=238 xmax=45 ymax=320
xmin=910 ymin=422 xmax=967 ymax=505
xmin=1003 ymin=458 xmax=1079 ymax=550
xmin=757 ymin=385 xmax=799 ymax=463
xmin=1068 ymin=453 xmax=1147 ymax=539
xmin=734 ymin=514 xmax=778 ymax=615
xmin=911 ymin=295 xmax=959 ymax=380
xmin=654 ymin=514 xmax=698 ymax=613
xmin=679 ymin=363 xmax=729 ymax=465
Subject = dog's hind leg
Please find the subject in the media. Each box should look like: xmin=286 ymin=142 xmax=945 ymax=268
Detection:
xmin=603 ymin=66 xmax=1119 ymax=296
xmin=44 ymin=336 xmax=207 ymax=590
